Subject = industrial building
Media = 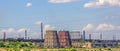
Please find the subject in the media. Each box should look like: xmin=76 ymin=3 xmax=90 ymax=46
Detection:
xmin=85 ymin=40 xmax=118 ymax=48
xmin=69 ymin=31 xmax=83 ymax=48
xmin=69 ymin=31 xmax=81 ymax=39
xmin=1 ymin=29 xmax=120 ymax=48
xmin=58 ymin=31 xmax=71 ymax=48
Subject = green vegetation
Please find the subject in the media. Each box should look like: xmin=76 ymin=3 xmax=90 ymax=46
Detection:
xmin=0 ymin=41 xmax=43 ymax=51
xmin=0 ymin=41 xmax=120 ymax=51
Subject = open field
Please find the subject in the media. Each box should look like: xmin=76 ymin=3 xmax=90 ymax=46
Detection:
xmin=0 ymin=48 xmax=120 ymax=51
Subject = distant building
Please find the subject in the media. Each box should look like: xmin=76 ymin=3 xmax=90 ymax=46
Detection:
xmin=118 ymin=42 xmax=120 ymax=46
xmin=85 ymin=40 xmax=118 ymax=48
xmin=69 ymin=31 xmax=83 ymax=48
xmin=69 ymin=31 xmax=81 ymax=39
xmin=58 ymin=31 xmax=71 ymax=48
xmin=44 ymin=30 xmax=59 ymax=48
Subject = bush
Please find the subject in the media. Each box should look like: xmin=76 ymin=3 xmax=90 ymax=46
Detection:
xmin=58 ymin=48 xmax=66 ymax=51
xmin=107 ymin=48 xmax=112 ymax=51
xmin=23 ymin=47 xmax=31 ymax=51
xmin=41 ymin=49 xmax=47 ymax=51
xmin=70 ymin=48 xmax=77 ymax=51
xmin=99 ymin=48 xmax=103 ymax=51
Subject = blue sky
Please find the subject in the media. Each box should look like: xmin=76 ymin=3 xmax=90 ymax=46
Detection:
xmin=0 ymin=0 xmax=120 ymax=40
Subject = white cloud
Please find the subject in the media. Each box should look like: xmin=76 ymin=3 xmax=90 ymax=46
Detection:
xmin=44 ymin=24 xmax=55 ymax=31
xmin=83 ymin=24 xmax=94 ymax=31
xmin=96 ymin=23 xmax=120 ymax=31
xmin=82 ymin=23 xmax=120 ymax=31
xmin=17 ymin=28 xmax=26 ymax=33
xmin=48 ymin=0 xmax=79 ymax=3
xmin=0 ymin=28 xmax=15 ymax=33
xmin=26 ymin=2 xmax=32 ymax=7
xmin=105 ymin=16 xmax=119 ymax=20
xmin=7 ymin=28 xmax=15 ymax=33
xmin=84 ymin=0 xmax=120 ymax=8
xmin=35 ymin=21 xmax=42 ymax=25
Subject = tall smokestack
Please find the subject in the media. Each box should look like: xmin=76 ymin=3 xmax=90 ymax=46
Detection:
xmin=83 ymin=30 xmax=85 ymax=41
xmin=100 ymin=34 xmax=102 ymax=40
xmin=25 ymin=30 xmax=27 ymax=40
xmin=3 ymin=32 xmax=6 ymax=42
xmin=89 ymin=34 xmax=91 ymax=40
xmin=41 ymin=22 xmax=43 ymax=40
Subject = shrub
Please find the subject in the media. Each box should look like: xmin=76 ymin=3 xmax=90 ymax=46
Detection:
xmin=23 ymin=47 xmax=31 ymax=51
xmin=41 ymin=49 xmax=47 ymax=51
xmin=70 ymin=48 xmax=77 ymax=51
xmin=107 ymin=48 xmax=112 ymax=51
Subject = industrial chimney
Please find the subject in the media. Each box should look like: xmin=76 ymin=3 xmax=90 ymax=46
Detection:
xmin=89 ymin=34 xmax=91 ymax=41
xmin=83 ymin=30 xmax=85 ymax=41
xmin=25 ymin=30 xmax=27 ymax=40
xmin=100 ymin=34 xmax=102 ymax=40
xmin=41 ymin=22 xmax=43 ymax=40
xmin=3 ymin=32 xmax=6 ymax=42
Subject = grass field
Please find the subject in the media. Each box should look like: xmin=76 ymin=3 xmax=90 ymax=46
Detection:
xmin=0 ymin=48 xmax=120 ymax=51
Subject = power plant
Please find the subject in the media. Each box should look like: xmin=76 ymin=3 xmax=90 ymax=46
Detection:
xmin=0 ymin=24 xmax=120 ymax=48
